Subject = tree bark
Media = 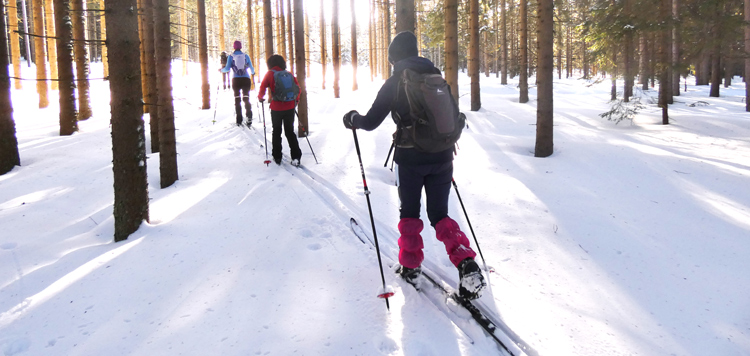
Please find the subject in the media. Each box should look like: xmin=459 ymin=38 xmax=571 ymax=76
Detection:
xmin=106 ymin=0 xmax=149 ymax=242
xmin=287 ymin=0 xmax=294 ymax=73
xmin=71 ymin=0 xmax=92 ymax=120
xmin=672 ymin=0 xmax=680 ymax=96
xmin=709 ymin=1 xmax=721 ymax=98
xmin=445 ymin=0 xmax=459 ymax=104
xmin=535 ymin=0 xmax=553 ymax=158
xmin=745 ymin=0 xmax=750 ymax=111
xmin=332 ymin=0 xmax=340 ymax=98
xmin=351 ymin=0 xmax=358 ymax=91
xmin=247 ymin=0 xmax=256 ymax=85
xmin=501 ymin=0 xmax=508 ymax=84
xmin=263 ymin=0 xmax=273 ymax=58
xmin=369 ymin=0 xmax=375 ymax=81
xmin=31 ymin=0 xmax=48 ymax=107
xmin=54 ymin=0 xmax=77 ymax=135
xmin=44 ymin=0 xmax=58 ymax=89
xmin=98 ymin=0 xmax=108 ymax=78
xmin=279 ymin=0 xmax=287 ymax=61
xmin=293 ymin=0 xmax=309 ymax=137
xmin=153 ymin=0 xmax=178 ymax=188
xmin=180 ymin=0 xmax=188 ymax=75
xmin=469 ymin=0 xmax=480 ymax=111
xmin=519 ymin=0 xmax=529 ymax=103
xmin=7 ymin=0 xmax=22 ymax=89
xmin=218 ymin=0 xmax=225 ymax=52
xmin=659 ymin=0 xmax=670 ymax=124
xmin=640 ymin=33 xmax=649 ymax=90
xmin=384 ymin=0 xmax=392 ymax=79
xmin=623 ymin=0 xmax=633 ymax=102
xmin=320 ymin=0 xmax=326 ymax=89
xmin=395 ymin=0 xmax=415 ymax=33
xmin=198 ymin=0 xmax=210 ymax=109
xmin=142 ymin=0 xmax=159 ymax=152
xmin=0 ymin=0 xmax=20 ymax=174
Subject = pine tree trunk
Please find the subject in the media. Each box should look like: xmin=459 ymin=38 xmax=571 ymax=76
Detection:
xmin=255 ymin=5 xmax=261 ymax=73
xmin=142 ymin=0 xmax=159 ymax=153
xmin=54 ymin=0 xmax=77 ymax=135
xmin=263 ymin=0 xmax=273 ymax=58
xmin=305 ymin=10 xmax=310 ymax=77
xmin=535 ymin=0 xmax=553 ymax=158
xmin=44 ymin=0 xmax=58 ymax=89
xmin=659 ymin=0 xmax=670 ymax=124
xmin=351 ymin=0 xmax=357 ymax=91
xmin=0 ymin=0 xmax=20 ymax=175
xmin=384 ymin=0 xmax=391 ymax=79
xmin=319 ymin=0 xmax=326 ymax=89
xmin=153 ymin=0 xmax=178 ymax=188
xmin=7 ymin=0 xmax=22 ymax=89
xmin=555 ymin=8 xmax=563 ymax=79
xmin=279 ymin=0 xmax=287 ymax=61
xmin=369 ymin=0 xmax=374 ymax=81
xmin=445 ymin=0 xmax=459 ymax=104
xmin=640 ymin=33 xmax=649 ymax=90
xmin=332 ymin=0 xmax=340 ymax=98
xmin=395 ymin=0 xmax=415 ymax=33
xmin=745 ymin=0 xmax=749 ymax=111
xmin=180 ymin=0 xmax=188 ymax=75
xmin=623 ymin=0 xmax=633 ymax=101
xmin=98 ymin=0 xmax=108 ymax=78
xmin=31 ymin=0 xmax=48 ymax=107
xmin=611 ymin=49 xmax=617 ymax=101
xmin=469 ymin=0 xmax=480 ymax=111
xmin=293 ymin=0 xmax=308 ymax=137
xmin=247 ymin=0 xmax=255 ymax=85
xmin=709 ymin=2 xmax=721 ymax=98
xmin=218 ymin=0 xmax=225 ymax=52
xmin=137 ymin=0 xmax=147 ymax=112
xmin=71 ymin=0 xmax=92 ymax=120
xmin=287 ymin=0 xmax=293 ymax=72
xmin=106 ymin=0 xmax=149 ymax=242
xmin=519 ymin=0 xmax=529 ymax=103
xmin=501 ymin=0 xmax=508 ymax=84
xmin=672 ymin=0 xmax=680 ymax=96
xmin=198 ymin=0 xmax=209 ymax=109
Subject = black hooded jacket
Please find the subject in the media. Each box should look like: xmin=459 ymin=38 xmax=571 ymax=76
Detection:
xmin=350 ymin=56 xmax=454 ymax=165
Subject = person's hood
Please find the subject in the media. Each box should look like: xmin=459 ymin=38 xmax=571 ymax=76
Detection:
xmin=388 ymin=31 xmax=419 ymax=64
xmin=393 ymin=56 xmax=436 ymax=74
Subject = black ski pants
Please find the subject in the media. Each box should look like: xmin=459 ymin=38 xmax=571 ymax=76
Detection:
xmin=232 ymin=77 xmax=252 ymax=124
xmin=271 ymin=109 xmax=302 ymax=162
xmin=396 ymin=161 xmax=453 ymax=227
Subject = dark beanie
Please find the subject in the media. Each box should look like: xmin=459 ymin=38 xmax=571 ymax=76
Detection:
xmin=388 ymin=31 xmax=418 ymax=64
xmin=233 ymin=41 xmax=242 ymax=50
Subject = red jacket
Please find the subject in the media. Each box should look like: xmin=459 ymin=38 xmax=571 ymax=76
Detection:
xmin=257 ymin=66 xmax=299 ymax=111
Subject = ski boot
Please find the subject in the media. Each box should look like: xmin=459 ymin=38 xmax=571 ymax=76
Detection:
xmin=398 ymin=265 xmax=422 ymax=289
xmin=457 ymin=257 xmax=486 ymax=300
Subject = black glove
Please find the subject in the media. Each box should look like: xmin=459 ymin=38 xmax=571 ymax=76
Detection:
xmin=343 ymin=110 xmax=358 ymax=129
xmin=258 ymin=97 xmax=265 ymax=103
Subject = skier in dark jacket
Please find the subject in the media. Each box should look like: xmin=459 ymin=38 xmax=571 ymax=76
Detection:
xmin=342 ymin=31 xmax=486 ymax=300
xmin=220 ymin=51 xmax=229 ymax=90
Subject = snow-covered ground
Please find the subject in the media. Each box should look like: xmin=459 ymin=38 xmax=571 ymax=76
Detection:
xmin=1 ymin=60 xmax=749 ymax=356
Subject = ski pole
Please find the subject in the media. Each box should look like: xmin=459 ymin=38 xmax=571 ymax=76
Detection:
xmin=383 ymin=142 xmax=394 ymax=168
xmin=261 ymin=101 xmax=271 ymax=165
xmin=352 ymin=128 xmax=392 ymax=310
xmin=451 ymin=178 xmax=489 ymax=273
xmin=295 ymin=110 xmax=319 ymax=164
xmin=212 ymin=82 xmax=220 ymax=125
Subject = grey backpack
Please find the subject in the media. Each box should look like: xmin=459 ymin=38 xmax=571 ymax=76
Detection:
xmin=397 ymin=68 xmax=465 ymax=153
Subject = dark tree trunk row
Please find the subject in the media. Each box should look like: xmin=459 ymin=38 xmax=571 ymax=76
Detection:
xmin=106 ymin=0 xmax=149 ymax=242
xmin=1 ymin=0 xmax=21 ymax=175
